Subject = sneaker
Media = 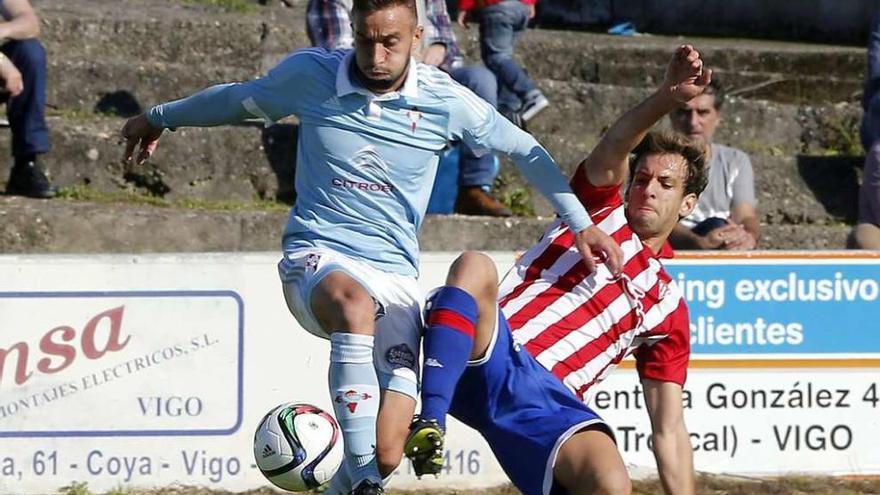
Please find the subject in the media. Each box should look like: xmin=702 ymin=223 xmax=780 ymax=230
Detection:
xmin=349 ymin=479 xmax=384 ymax=495
xmin=5 ymin=157 xmax=57 ymax=199
xmin=404 ymin=416 xmax=445 ymax=478
xmin=519 ymin=91 xmax=550 ymax=122
xmin=499 ymin=106 xmax=526 ymax=130
xmin=454 ymin=186 xmax=513 ymax=217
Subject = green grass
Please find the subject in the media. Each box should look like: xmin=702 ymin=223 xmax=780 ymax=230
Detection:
xmin=56 ymin=184 xmax=289 ymax=212
xmin=818 ymin=114 xmax=861 ymax=156
xmin=493 ymin=174 xmax=535 ymax=217
xmin=46 ymin=108 xmax=106 ymax=122
xmin=179 ymin=0 xmax=260 ymax=13
xmin=53 ymin=477 xmax=880 ymax=495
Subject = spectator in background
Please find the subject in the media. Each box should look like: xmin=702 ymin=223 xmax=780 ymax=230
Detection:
xmin=306 ymin=0 xmax=514 ymax=216
xmin=851 ymin=10 xmax=880 ymax=249
xmin=1 ymin=0 xmax=53 ymax=199
xmin=668 ymin=79 xmax=760 ymax=250
xmin=457 ymin=0 xmax=548 ymax=123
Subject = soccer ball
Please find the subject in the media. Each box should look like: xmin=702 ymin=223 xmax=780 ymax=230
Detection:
xmin=253 ymin=402 xmax=344 ymax=491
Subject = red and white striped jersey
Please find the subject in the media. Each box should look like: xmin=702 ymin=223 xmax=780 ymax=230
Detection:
xmin=498 ymin=170 xmax=691 ymax=402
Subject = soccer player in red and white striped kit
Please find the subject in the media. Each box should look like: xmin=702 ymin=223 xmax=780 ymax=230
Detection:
xmin=407 ymin=45 xmax=711 ymax=495
xmin=498 ymin=45 xmax=710 ymax=494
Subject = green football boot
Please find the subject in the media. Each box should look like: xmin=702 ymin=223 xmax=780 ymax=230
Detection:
xmin=403 ymin=416 xmax=445 ymax=478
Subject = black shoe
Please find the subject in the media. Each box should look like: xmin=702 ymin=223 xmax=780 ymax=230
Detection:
xmin=5 ymin=157 xmax=57 ymax=199
xmin=499 ymin=106 xmax=527 ymax=130
xmin=350 ymin=479 xmax=384 ymax=495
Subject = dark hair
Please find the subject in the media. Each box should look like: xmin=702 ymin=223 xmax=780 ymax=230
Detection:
xmin=352 ymin=0 xmax=417 ymax=19
xmin=702 ymin=79 xmax=725 ymax=110
xmin=629 ymin=131 xmax=709 ymax=198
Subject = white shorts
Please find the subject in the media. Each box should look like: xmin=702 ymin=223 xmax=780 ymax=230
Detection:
xmin=278 ymin=247 xmax=422 ymax=399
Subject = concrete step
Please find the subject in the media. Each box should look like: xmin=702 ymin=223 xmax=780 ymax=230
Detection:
xmin=527 ymin=81 xmax=861 ymax=167
xmin=47 ymin=58 xmax=257 ymax=114
xmin=0 ymin=196 xmax=853 ymax=253
xmin=497 ymin=153 xmax=864 ymax=225
xmin=0 ymin=83 xmax=860 ymax=211
xmin=36 ymin=0 xmax=865 ymax=104
xmin=453 ymin=30 xmax=865 ymax=104
xmin=38 ymin=0 xmax=304 ymax=71
xmin=42 ymin=54 xmax=861 ymax=146
xmin=756 ymin=155 xmax=862 ymax=225
xmin=0 ymin=116 xmax=290 ymax=202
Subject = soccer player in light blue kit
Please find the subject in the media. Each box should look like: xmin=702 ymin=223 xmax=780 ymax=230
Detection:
xmin=120 ymin=1 xmax=622 ymax=493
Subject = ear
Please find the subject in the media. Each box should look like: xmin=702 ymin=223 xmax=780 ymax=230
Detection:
xmin=678 ymin=192 xmax=698 ymax=218
xmin=411 ymin=24 xmax=423 ymax=53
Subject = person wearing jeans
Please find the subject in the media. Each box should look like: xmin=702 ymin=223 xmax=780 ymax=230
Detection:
xmin=852 ymin=9 xmax=880 ymax=249
xmin=457 ymin=0 xmax=549 ymax=122
xmin=0 ymin=0 xmax=54 ymax=199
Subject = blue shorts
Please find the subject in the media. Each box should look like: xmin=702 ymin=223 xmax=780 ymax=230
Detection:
xmin=449 ymin=310 xmax=613 ymax=495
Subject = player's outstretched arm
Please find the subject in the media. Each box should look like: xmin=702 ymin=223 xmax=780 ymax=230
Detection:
xmin=450 ymin=78 xmax=624 ymax=274
xmin=643 ymin=379 xmax=695 ymax=495
xmin=121 ymin=50 xmax=315 ymax=164
xmin=579 ymin=45 xmax=712 ymax=188
xmin=474 ymin=115 xmax=623 ymax=275
xmin=121 ymin=82 xmax=263 ymax=164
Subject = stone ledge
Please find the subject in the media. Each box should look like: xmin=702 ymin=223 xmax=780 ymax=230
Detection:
xmin=0 ymin=197 xmax=853 ymax=253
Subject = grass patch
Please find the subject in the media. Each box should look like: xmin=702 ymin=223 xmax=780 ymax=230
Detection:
xmin=493 ymin=174 xmax=535 ymax=217
xmin=57 ymin=184 xmax=288 ymax=212
xmin=46 ymin=478 xmax=880 ymax=495
xmin=179 ymin=0 xmax=260 ymax=13
xmin=46 ymin=108 xmax=106 ymax=122
xmin=818 ymin=114 xmax=862 ymax=156
xmin=59 ymin=482 xmax=92 ymax=495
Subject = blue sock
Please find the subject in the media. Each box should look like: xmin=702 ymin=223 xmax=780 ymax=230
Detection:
xmin=420 ymin=286 xmax=478 ymax=430
xmin=329 ymin=332 xmax=381 ymax=487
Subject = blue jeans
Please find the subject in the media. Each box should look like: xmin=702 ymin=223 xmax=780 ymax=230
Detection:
xmin=1 ymin=39 xmax=50 ymax=158
xmin=863 ymin=10 xmax=880 ymax=150
xmin=449 ymin=64 xmax=499 ymax=187
xmin=478 ymin=0 xmax=537 ymax=111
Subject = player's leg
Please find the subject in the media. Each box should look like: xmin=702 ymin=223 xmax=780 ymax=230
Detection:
xmin=405 ymin=251 xmax=498 ymax=476
xmin=310 ymin=271 xmax=385 ymax=493
xmin=376 ymin=390 xmax=415 ymax=475
xmin=367 ymin=269 xmax=423 ymax=480
xmin=327 ymin=389 xmax=414 ymax=494
xmin=553 ymin=428 xmax=631 ymax=495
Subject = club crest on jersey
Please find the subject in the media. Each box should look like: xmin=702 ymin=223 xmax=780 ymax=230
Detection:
xmin=335 ymin=389 xmax=374 ymax=413
xmin=386 ymin=343 xmax=416 ymax=369
xmin=407 ymin=107 xmax=423 ymax=133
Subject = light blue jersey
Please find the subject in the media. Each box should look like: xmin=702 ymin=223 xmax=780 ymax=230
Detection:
xmin=148 ymin=49 xmax=592 ymax=276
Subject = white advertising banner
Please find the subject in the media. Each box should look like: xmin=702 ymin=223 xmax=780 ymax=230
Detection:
xmin=0 ymin=253 xmax=511 ymax=494
xmin=0 ymin=252 xmax=878 ymax=493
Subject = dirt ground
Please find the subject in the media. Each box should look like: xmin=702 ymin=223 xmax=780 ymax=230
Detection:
xmin=94 ymin=475 xmax=880 ymax=495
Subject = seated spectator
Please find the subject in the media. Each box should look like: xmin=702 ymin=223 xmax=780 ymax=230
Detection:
xmin=306 ymin=0 xmax=513 ymax=216
xmin=851 ymin=10 xmax=880 ymax=249
xmin=1 ymin=0 xmax=53 ymax=199
xmin=668 ymin=80 xmax=760 ymax=250
xmin=456 ymin=0 xmax=548 ymax=122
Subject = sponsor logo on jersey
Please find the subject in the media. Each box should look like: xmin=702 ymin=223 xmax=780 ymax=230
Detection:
xmin=386 ymin=344 xmax=416 ymax=369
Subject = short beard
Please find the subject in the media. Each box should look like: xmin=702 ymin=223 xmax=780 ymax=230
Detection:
xmin=353 ymin=57 xmax=410 ymax=93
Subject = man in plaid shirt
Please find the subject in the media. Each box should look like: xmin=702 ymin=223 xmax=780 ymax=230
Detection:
xmin=306 ymin=0 xmax=515 ymax=217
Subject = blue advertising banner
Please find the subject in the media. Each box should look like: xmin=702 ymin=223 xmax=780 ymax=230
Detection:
xmin=664 ymin=254 xmax=880 ymax=358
